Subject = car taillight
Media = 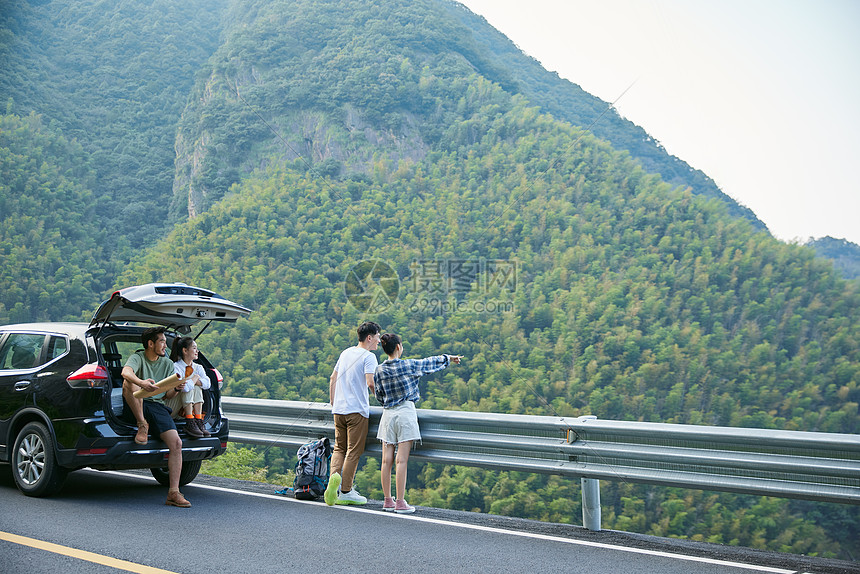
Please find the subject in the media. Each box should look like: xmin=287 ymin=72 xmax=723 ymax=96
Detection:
xmin=212 ymin=368 xmax=224 ymax=389
xmin=67 ymin=364 xmax=109 ymax=388
xmin=77 ymin=448 xmax=108 ymax=455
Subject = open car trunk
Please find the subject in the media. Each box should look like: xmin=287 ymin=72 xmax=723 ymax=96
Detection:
xmin=90 ymin=283 xmax=250 ymax=442
xmin=91 ymin=283 xmax=251 ymax=334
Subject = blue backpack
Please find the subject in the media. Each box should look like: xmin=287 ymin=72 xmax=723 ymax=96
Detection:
xmin=293 ymin=437 xmax=332 ymax=500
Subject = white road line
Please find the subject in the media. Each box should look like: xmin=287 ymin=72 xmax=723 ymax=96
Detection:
xmin=100 ymin=470 xmax=798 ymax=574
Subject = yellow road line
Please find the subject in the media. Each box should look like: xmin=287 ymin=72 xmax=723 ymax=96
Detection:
xmin=0 ymin=530 xmax=179 ymax=574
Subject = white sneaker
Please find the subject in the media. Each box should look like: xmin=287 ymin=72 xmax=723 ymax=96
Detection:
xmin=335 ymin=488 xmax=367 ymax=505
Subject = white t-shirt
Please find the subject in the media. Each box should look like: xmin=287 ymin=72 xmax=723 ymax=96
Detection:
xmin=332 ymin=346 xmax=378 ymax=417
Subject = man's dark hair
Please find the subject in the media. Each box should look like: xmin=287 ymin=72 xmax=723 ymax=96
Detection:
xmin=141 ymin=326 xmax=167 ymax=349
xmin=357 ymin=321 xmax=381 ymax=342
xmin=380 ymin=333 xmax=401 ymax=356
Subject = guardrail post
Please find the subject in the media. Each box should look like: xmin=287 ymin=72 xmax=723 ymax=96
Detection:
xmin=581 ymin=478 xmax=601 ymax=531
xmin=575 ymin=415 xmax=601 ymax=531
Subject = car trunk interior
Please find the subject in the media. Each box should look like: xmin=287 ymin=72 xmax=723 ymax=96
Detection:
xmin=99 ymin=332 xmax=217 ymax=429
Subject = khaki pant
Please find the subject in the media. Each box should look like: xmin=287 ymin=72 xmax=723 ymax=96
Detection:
xmin=331 ymin=412 xmax=369 ymax=492
xmin=163 ymin=386 xmax=204 ymax=419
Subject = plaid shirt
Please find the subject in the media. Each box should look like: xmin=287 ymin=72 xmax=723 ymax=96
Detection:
xmin=374 ymin=355 xmax=450 ymax=408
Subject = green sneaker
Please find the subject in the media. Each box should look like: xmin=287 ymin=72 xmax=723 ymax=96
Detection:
xmin=324 ymin=472 xmax=341 ymax=506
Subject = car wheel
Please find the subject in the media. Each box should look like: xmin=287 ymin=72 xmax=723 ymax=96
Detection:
xmin=150 ymin=459 xmax=202 ymax=487
xmin=12 ymin=422 xmax=68 ymax=497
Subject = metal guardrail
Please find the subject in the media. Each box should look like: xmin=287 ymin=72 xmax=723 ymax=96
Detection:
xmin=221 ymin=396 xmax=860 ymax=530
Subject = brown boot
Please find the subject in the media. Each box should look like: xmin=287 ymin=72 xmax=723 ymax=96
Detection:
xmin=184 ymin=418 xmax=204 ymax=438
xmin=196 ymin=418 xmax=211 ymax=437
xmin=134 ymin=420 xmax=149 ymax=445
xmin=166 ymin=489 xmax=191 ymax=508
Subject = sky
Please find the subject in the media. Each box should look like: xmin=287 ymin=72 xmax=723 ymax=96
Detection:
xmin=458 ymin=0 xmax=860 ymax=245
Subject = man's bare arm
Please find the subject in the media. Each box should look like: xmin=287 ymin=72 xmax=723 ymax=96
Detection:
xmin=329 ymin=371 xmax=338 ymax=404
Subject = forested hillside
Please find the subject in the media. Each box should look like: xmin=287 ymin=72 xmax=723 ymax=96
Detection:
xmin=167 ymin=0 xmax=763 ymax=229
xmin=0 ymin=0 xmax=225 ymax=255
xmin=809 ymin=236 xmax=860 ymax=281
xmin=151 ymin=0 xmax=860 ymax=433
xmin=0 ymin=112 xmax=111 ymax=322
xmin=1 ymin=0 xmax=857 ymax=559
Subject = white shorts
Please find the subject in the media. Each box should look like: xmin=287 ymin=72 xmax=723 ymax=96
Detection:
xmin=377 ymin=401 xmax=421 ymax=445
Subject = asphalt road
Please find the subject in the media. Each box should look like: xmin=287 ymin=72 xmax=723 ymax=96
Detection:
xmin=1 ymin=465 xmax=857 ymax=574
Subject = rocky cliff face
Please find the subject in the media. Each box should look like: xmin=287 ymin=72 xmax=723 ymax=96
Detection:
xmin=171 ymin=86 xmax=431 ymax=219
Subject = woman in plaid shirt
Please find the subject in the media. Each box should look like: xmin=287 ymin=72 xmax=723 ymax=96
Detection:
xmin=374 ymin=333 xmax=462 ymax=513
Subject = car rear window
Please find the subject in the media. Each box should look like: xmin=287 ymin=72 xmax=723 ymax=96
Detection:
xmin=47 ymin=335 xmax=69 ymax=361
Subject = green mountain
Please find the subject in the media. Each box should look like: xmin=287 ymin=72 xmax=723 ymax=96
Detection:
xmin=0 ymin=112 xmax=112 ymax=321
xmin=1 ymin=0 xmax=857 ymax=559
xmin=166 ymin=0 xmax=764 ymax=231
xmin=1 ymin=0 xmax=225 ymax=256
xmin=808 ymin=236 xmax=860 ymax=281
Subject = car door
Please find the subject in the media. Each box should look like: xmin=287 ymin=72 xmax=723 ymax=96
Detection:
xmin=0 ymin=332 xmax=48 ymax=461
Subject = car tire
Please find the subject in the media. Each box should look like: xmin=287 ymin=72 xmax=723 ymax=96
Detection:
xmin=149 ymin=458 xmax=202 ymax=487
xmin=12 ymin=422 xmax=69 ymax=497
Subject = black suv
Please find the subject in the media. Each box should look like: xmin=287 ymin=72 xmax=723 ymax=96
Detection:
xmin=0 ymin=283 xmax=250 ymax=496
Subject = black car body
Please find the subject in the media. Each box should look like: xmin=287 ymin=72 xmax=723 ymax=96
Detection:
xmin=0 ymin=283 xmax=251 ymax=496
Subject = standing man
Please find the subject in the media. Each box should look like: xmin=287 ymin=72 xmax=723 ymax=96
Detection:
xmin=122 ymin=326 xmax=190 ymax=508
xmin=324 ymin=321 xmax=381 ymax=505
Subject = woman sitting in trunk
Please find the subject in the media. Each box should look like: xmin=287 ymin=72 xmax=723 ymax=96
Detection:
xmin=163 ymin=337 xmax=211 ymax=438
